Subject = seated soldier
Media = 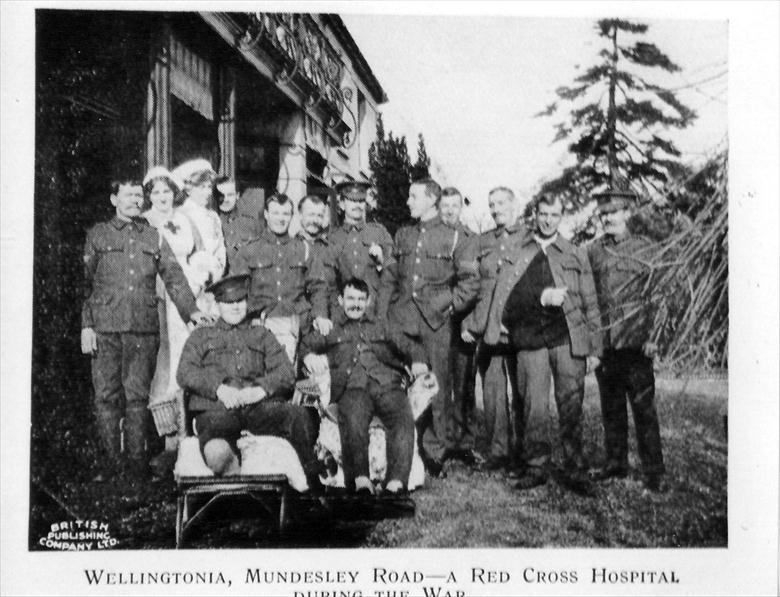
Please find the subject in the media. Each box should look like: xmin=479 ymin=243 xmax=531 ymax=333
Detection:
xmin=300 ymin=277 xmax=429 ymax=495
xmin=176 ymin=274 xmax=319 ymax=484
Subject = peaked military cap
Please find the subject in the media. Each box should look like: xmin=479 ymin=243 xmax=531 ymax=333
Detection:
xmin=206 ymin=274 xmax=250 ymax=303
xmin=335 ymin=180 xmax=372 ymax=202
xmin=592 ymin=183 xmax=639 ymax=211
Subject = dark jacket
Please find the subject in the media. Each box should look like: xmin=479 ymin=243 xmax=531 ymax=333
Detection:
xmin=231 ymin=228 xmax=328 ymax=322
xmin=463 ymin=221 xmax=526 ymax=341
xmin=588 ymin=232 xmax=656 ymax=350
xmin=220 ymin=209 xmax=261 ymax=273
xmin=300 ymin=311 xmax=427 ymax=400
xmin=324 ymin=221 xmax=396 ymax=319
xmin=296 ymin=231 xmax=333 ymax=319
xmin=82 ymin=217 xmax=197 ymax=333
xmin=177 ymin=318 xmax=295 ymax=412
xmin=388 ymin=216 xmax=480 ymax=334
xmin=479 ymin=229 xmax=602 ymax=357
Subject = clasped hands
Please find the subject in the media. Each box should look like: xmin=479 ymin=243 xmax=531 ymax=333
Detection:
xmin=216 ymin=383 xmax=266 ymax=409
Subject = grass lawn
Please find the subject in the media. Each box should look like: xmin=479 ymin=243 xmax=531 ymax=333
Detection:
xmin=365 ymin=374 xmax=727 ymax=548
xmin=29 ymin=374 xmax=727 ymax=549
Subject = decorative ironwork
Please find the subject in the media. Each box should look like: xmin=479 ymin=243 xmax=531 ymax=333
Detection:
xmin=235 ymin=13 xmax=362 ymax=150
xmin=237 ymin=14 xmax=343 ymax=110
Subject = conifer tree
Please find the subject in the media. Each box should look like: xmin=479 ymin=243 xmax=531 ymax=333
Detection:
xmin=536 ymin=19 xmax=697 ymax=209
xmin=411 ymin=133 xmax=431 ymax=181
xmin=368 ymin=114 xmax=414 ymax=235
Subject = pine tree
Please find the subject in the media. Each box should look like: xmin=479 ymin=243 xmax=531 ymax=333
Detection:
xmin=536 ymin=19 xmax=697 ymax=210
xmin=411 ymin=133 xmax=431 ymax=181
xmin=368 ymin=114 xmax=414 ymax=236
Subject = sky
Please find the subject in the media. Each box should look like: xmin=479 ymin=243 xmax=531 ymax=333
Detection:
xmin=340 ymin=10 xmax=728 ymax=213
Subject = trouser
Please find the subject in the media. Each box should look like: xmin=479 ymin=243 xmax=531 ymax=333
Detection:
xmin=416 ymin=321 xmax=455 ymax=462
xmin=194 ymin=400 xmax=319 ymax=477
xmin=478 ymin=343 xmax=517 ymax=459
xmin=263 ymin=314 xmax=300 ymax=366
xmin=91 ymin=332 xmax=159 ymax=469
xmin=514 ymin=341 xmax=587 ymax=472
xmin=596 ymin=349 xmax=664 ymax=476
xmin=449 ymin=323 xmax=478 ymax=450
xmin=337 ymin=381 xmax=415 ymax=489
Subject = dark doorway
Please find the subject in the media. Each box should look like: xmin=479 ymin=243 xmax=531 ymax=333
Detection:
xmin=171 ymin=95 xmax=220 ymax=170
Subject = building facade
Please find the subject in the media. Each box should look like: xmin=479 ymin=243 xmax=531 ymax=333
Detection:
xmin=147 ymin=12 xmax=386 ymax=214
xmin=36 ymin=10 xmax=385 ymax=226
xmin=31 ymin=11 xmax=386 ymax=507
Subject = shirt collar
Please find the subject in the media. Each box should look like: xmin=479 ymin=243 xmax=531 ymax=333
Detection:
xmin=418 ymin=215 xmax=443 ymax=230
xmin=343 ymin=220 xmax=366 ymax=232
xmin=261 ymin=228 xmax=291 ymax=244
xmin=215 ymin=317 xmax=251 ymax=331
xmin=334 ymin=310 xmax=374 ymax=326
xmin=533 ymin=232 xmax=562 ymax=254
xmin=493 ymin=221 xmax=524 ymax=238
xmin=110 ymin=216 xmax=145 ymax=232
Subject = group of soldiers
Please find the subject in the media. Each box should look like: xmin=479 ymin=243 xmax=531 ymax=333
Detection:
xmin=82 ymin=167 xmax=664 ymax=497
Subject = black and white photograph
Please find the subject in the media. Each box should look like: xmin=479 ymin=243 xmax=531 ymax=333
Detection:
xmin=1 ymin=1 xmax=778 ymax=595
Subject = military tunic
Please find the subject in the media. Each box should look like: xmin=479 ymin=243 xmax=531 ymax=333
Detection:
xmin=295 ymin=231 xmax=333 ymax=320
xmin=231 ymin=228 xmax=328 ymax=322
xmin=388 ymin=215 xmax=479 ymax=462
xmin=464 ymin=222 xmax=526 ymax=461
xmin=220 ymin=209 xmax=261 ymax=274
xmin=447 ymin=223 xmax=480 ymax=453
xmin=300 ymin=311 xmax=425 ymax=487
xmin=324 ymin=221 xmax=395 ymax=319
xmin=82 ymin=216 xmax=198 ymax=468
xmin=82 ymin=217 xmax=197 ymax=332
xmin=177 ymin=318 xmax=317 ymax=475
xmin=588 ymin=232 xmax=664 ymax=477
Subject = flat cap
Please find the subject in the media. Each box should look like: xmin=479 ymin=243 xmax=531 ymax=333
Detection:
xmin=206 ymin=274 xmax=250 ymax=303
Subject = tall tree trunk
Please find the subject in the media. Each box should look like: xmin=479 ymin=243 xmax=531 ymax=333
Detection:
xmin=606 ymin=24 xmax=618 ymax=185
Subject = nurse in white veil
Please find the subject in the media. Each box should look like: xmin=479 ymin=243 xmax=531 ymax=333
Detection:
xmin=142 ymin=167 xmax=207 ymax=420
xmin=171 ymin=158 xmax=227 ymax=318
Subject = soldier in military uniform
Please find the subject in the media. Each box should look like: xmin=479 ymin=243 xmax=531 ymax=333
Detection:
xmin=81 ymin=178 xmax=209 ymax=480
xmin=215 ymin=176 xmax=261 ymax=272
xmin=296 ymin=194 xmax=332 ymax=319
xmin=176 ymin=274 xmax=319 ymax=480
xmin=436 ymin=187 xmax=481 ymax=466
xmin=388 ymin=178 xmax=480 ymax=476
xmin=588 ymin=187 xmax=664 ymax=491
xmin=296 ymin=194 xmax=330 ymax=249
xmin=462 ymin=186 xmax=525 ymax=472
xmin=321 ymin=181 xmax=396 ymax=323
xmin=301 ymin=277 xmax=428 ymax=494
xmin=231 ymin=193 xmax=328 ymax=364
